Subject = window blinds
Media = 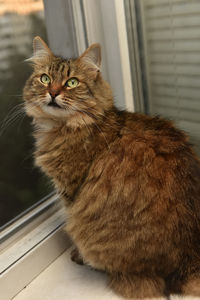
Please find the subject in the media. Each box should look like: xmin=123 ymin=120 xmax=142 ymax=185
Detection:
xmin=139 ymin=0 xmax=200 ymax=145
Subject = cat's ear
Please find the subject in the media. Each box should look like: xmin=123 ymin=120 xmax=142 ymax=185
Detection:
xmin=79 ymin=43 xmax=101 ymax=72
xmin=26 ymin=36 xmax=52 ymax=63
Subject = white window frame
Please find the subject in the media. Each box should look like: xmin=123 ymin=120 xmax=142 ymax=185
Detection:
xmin=74 ymin=0 xmax=135 ymax=111
xmin=0 ymin=1 xmax=135 ymax=299
xmin=0 ymin=194 xmax=70 ymax=300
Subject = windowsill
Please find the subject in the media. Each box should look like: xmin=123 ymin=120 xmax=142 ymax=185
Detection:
xmin=11 ymin=248 xmax=196 ymax=300
xmin=13 ymin=248 xmax=122 ymax=300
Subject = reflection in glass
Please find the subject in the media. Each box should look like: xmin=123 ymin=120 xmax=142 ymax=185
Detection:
xmin=0 ymin=0 xmax=51 ymax=228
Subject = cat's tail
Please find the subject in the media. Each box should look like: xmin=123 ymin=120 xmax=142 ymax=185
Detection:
xmin=109 ymin=273 xmax=166 ymax=299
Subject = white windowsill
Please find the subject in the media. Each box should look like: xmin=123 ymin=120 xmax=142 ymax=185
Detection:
xmin=13 ymin=248 xmax=122 ymax=300
xmin=11 ymin=248 xmax=197 ymax=300
xmin=0 ymin=201 xmax=70 ymax=300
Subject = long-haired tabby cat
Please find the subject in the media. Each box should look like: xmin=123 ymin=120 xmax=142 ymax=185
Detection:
xmin=23 ymin=36 xmax=200 ymax=299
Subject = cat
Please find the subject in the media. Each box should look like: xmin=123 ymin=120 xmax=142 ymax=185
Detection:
xmin=23 ymin=36 xmax=200 ymax=299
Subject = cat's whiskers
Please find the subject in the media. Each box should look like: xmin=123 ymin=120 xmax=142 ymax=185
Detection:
xmin=0 ymin=103 xmax=25 ymax=136
xmin=63 ymin=97 xmax=74 ymax=102
xmin=4 ymin=102 xmax=24 ymax=117
xmin=16 ymin=110 xmax=27 ymax=134
xmin=0 ymin=102 xmax=42 ymax=136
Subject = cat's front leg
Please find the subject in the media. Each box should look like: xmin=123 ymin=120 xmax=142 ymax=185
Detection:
xmin=70 ymin=247 xmax=84 ymax=265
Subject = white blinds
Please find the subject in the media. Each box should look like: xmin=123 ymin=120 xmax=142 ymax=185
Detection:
xmin=139 ymin=0 xmax=200 ymax=145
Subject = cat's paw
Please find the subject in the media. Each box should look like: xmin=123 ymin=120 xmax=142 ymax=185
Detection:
xmin=70 ymin=248 xmax=84 ymax=265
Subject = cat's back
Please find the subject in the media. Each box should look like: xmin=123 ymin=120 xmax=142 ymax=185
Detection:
xmin=118 ymin=110 xmax=200 ymax=193
xmin=85 ymin=110 xmax=200 ymax=198
xmin=119 ymin=111 xmax=191 ymax=154
xmin=115 ymin=111 xmax=200 ymax=216
xmin=74 ymin=110 xmax=200 ymax=213
xmin=82 ymin=110 xmax=200 ymax=223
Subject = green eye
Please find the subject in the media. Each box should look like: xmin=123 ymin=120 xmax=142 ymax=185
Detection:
xmin=66 ymin=78 xmax=79 ymax=88
xmin=40 ymin=74 xmax=50 ymax=84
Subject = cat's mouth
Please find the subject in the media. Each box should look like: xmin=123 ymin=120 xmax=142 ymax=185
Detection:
xmin=47 ymin=100 xmax=61 ymax=108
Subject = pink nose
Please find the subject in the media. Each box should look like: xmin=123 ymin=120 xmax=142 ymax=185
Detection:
xmin=49 ymin=83 xmax=61 ymax=98
xmin=49 ymin=90 xmax=59 ymax=98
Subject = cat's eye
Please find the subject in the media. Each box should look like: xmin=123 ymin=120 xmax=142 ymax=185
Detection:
xmin=65 ymin=78 xmax=79 ymax=89
xmin=40 ymin=74 xmax=51 ymax=84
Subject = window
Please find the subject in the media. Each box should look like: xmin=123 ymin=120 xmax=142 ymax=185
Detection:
xmin=125 ymin=0 xmax=200 ymax=153
xmin=2 ymin=1 xmax=200 ymax=299
xmin=0 ymin=0 xmax=52 ymax=228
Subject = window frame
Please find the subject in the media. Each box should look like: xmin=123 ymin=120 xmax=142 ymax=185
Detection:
xmin=80 ymin=0 xmax=135 ymax=111
xmin=1 ymin=193 xmax=57 ymax=250
xmin=0 ymin=196 xmax=70 ymax=300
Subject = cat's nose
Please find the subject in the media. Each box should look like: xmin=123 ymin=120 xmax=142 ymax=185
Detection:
xmin=49 ymin=91 xmax=59 ymax=99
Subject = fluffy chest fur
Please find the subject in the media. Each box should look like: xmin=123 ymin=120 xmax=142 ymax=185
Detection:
xmin=34 ymin=124 xmax=93 ymax=201
xmin=33 ymin=118 xmax=117 ymax=203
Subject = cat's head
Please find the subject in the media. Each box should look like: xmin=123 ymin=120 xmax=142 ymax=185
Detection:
xmin=23 ymin=36 xmax=113 ymax=127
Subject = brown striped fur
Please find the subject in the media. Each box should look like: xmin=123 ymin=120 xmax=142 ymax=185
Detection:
xmin=23 ymin=37 xmax=200 ymax=299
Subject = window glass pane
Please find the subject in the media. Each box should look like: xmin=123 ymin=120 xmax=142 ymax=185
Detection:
xmin=0 ymin=0 xmax=51 ymax=228
xmin=126 ymin=0 xmax=200 ymax=153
